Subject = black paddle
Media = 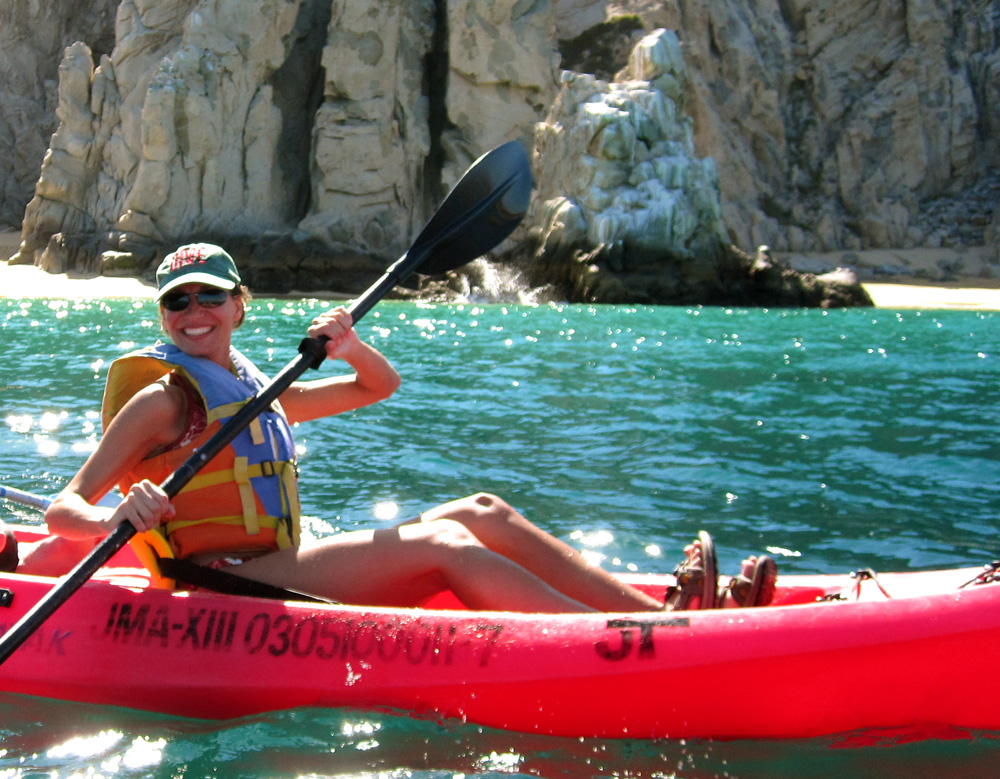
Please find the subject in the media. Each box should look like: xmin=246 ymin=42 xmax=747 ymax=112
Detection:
xmin=0 ymin=139 xmax=532 ymax=665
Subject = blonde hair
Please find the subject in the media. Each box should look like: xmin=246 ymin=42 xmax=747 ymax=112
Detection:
xmin=233 ymin=285 xmax=253 ymax=328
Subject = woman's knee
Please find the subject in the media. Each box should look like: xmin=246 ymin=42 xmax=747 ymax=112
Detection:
xmin=461 ymin=492 xmax=517 ymax=522
xmin=440 ymin=494 xmax=536 ymax=553
xmin=418 ymin=492 xmax=514 ymax=524
xmin=472 ymin=491 xmax=509 ymax=510
xmin=417 ymin=494 xmax=527 ymax=547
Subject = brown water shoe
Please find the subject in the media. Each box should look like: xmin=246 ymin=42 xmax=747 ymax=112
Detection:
xmin=664 ymin=530 xmax=718 ymax=610
xmin=724 ymin=555 xmax=777 ymax=607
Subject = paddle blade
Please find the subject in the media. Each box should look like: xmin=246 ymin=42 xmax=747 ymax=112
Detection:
xmin=411 ymin=140 xmax=532 ymax=276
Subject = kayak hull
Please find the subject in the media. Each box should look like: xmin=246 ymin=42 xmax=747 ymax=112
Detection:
xmin=1 ymin=526 xmax=998 ymax=740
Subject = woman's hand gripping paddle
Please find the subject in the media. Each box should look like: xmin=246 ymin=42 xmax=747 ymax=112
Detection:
xmin=0 ymin=140 xmax=532 ymax=665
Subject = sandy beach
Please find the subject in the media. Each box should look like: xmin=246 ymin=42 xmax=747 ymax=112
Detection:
xmin=858 ymin=279 xmax=1000 ymax=311
xmin=0 ymin=260 xmax=157 ymax=300
xmin=2 ymin=231 xmax=998 ymax=310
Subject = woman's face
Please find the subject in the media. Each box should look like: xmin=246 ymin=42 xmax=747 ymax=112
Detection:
xmin=160 ymin=283 xmax=243 ymax=367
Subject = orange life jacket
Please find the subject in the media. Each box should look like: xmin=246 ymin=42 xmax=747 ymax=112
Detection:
xmin=102 ymin=344 xmax=300 ymax=562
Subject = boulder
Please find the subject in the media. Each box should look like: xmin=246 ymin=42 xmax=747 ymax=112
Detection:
xmin=520 ymin=29 xmax=869 ymax=307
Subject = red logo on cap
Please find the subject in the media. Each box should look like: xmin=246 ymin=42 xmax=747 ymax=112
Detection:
xmin=168 ymin=246 xmax=209 ymax=272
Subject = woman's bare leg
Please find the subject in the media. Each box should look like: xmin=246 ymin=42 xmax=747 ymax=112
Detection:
xmin=17 ymin=536 xmax=97 ymax=576
xmin=232 ymin=518 xmax=596 ymax=612
xmin=415 ymin=493 xmax=663 ymax=612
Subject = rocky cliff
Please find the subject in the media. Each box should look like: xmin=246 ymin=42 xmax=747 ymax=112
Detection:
xmin=601 ymin=0 xmax=999 ymax=261
xmin=1 ymin=0 xmax=997 ymax=305
xmin=0 ymin=1 xmax=116 ymax=227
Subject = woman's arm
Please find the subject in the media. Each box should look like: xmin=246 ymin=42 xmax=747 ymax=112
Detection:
xmin=279 ymin=307 xmax=401 ymax=424
xmin=44 ymin=381 xmax=187 ymax=539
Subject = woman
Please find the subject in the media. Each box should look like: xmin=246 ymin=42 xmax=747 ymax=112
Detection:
xmin=29 ymin=243 xmax=774 ymax=612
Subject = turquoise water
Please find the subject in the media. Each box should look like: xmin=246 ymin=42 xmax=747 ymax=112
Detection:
xmin=1 ymin=297 xmax=998 ymax=777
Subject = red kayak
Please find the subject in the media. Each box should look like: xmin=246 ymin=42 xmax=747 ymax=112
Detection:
xmin=1 ymin=524 xmax=998 ymax=740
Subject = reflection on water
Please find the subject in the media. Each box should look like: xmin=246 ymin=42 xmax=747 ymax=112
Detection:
xmin=5 ymin=693 xmax=1000 ymax=779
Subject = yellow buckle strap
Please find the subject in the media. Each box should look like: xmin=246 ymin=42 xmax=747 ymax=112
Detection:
xmin=181 ymin=461 xmax=283 ymax=492
xmin=207 ymin=401 xmax=266 ymax=445
xmin=207 ymin=400 xmax=245 ymax=425
xmin=233 ymin=456 xmax=260 ymax=535
xmin=165 ymin=514 xmax=282 ymax=532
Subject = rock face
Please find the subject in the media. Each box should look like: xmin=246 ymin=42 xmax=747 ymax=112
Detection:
xmin=299 ymin=1 xmax=556 ymax=271
xmin=0 ymin=1 xmax=116 ymax=228
xmin=600 ymin=0 xmax=1000 ymax=258
xmin=10 ymin=0 xmax=559 ymax=296
xmin=17 ymin=0 xmax=319 ymax=276
xmin=2 ymin=0 xmax=996 ymax=304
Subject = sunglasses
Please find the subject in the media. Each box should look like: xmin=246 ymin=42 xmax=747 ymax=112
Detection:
xmin=160 ymin=289 xmax=232 ymax=312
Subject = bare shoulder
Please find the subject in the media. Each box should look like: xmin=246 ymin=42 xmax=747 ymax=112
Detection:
xmin=130 ymin=377 xmax=186 ymax=415
xmin=106 ymin=376 xmax=188 ymax=447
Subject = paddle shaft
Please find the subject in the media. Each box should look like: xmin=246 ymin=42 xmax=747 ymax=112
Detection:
xmin=0 ymin=486 xmax=52 ymax=511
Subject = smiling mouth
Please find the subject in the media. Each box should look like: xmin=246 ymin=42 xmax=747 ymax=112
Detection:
xmin=183 ymin=326 xmax=213 ymax=337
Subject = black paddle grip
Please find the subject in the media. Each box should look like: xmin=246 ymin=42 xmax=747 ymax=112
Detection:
xmin=299 ymin=335 xmax=330 ymax=370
